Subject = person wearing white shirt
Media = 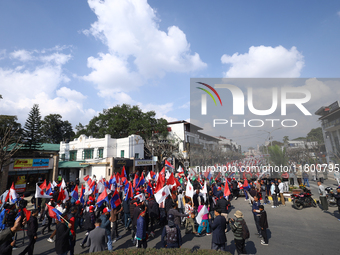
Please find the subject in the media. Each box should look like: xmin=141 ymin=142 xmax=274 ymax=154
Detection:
xmin=278 ymin=179 xmax=285 ymax=206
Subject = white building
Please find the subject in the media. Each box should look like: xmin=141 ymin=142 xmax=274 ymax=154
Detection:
xmin=59 ymin=134 xmax=144 ymax=183
xmin=167 ymin=120 xmax=240 ymax=166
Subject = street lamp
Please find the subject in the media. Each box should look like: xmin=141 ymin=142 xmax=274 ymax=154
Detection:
xmin=258 ymin=127 xmax=282 ymax=147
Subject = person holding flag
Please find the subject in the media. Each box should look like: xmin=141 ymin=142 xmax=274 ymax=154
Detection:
xmin=110 ymin=190 xmax=123 ymax=243
xmin=18 ymin=209 xmax=39 ymax=255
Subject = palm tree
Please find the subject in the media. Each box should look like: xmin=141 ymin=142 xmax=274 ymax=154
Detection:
xmin=268 ymin=145 xmax=288 ymax=166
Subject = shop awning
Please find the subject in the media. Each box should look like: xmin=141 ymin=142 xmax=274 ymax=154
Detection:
xmin=58 ymin=161 xmax=89 ymax=168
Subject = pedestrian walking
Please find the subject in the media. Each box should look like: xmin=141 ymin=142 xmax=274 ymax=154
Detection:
xmin=184 ymin=200 xmax=197 ymax=234
xmin=86 ymin=218 xmax=107 ymax=252
xmin=80 ymin=206 xmax=96 ymax=248
xmin=18 ymin=209 xmax=39 ymax=255
xmin=100 ymin=207 xmax=112 ymax=251
xmin=278 ymin=179 xmax=286 ymax=206
xmin=110 ymin=203 xmax=123 ymax=243
xmin=229 ymin=210 xmax=248 ymax=255
xmin=271 ymin=181 xmax=279 ymax=208
xmin=55 ymin=215 xmax=71 ymax=255
xmin=259 ymin=205 xmax=269 ymax=245
xmin=136 ymin=205 xmax=147 ymax=249
xmin=208 ymin=208 xmax=227 ymax=251
xmin=252 ymin=196 xmax=261 ymax=237
xmin=161 ymin=214 xmax=182 ymax=248
xmin=197 ymin=204 xmax=210 ymax=236
xmin=318 ymin=181 xmax=328 ymax=210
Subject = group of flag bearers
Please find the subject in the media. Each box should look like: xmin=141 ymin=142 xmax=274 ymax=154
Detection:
xmin=0 ymin=159 xmax=269 ymax=254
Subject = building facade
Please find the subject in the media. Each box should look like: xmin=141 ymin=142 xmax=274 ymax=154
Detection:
xmin=315 ymin=101 xmax=340 ymax=163
xmin=59 ymin=134 xmax=144 ymax=183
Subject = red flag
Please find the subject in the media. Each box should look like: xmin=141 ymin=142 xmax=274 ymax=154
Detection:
xmin=22 ymin=208 xmax=31 ymax=221
xmin=83 ymin=175 xmax=90 ymax=181
xmin=224 ymin=183 xmax=231 ymax=198
xmin=57 ymin=188 xmax=66 ymax=201
xmin=116 ymin=172 xmax=121 ymax=185
xmin=39 ymin=180 xmax=47 ymax=190
xmin=155 ymin=174 xmax=165 ymax=193
xmin=121 ymin=166 xmax=127 ymax=178
xmin=133 ymin=174 xmax=139 ymax=188
xmin=166 ymin=173 xmax=176 ymax=186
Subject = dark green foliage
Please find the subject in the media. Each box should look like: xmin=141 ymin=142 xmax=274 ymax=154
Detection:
xmin=81 ymin=248 xmax=231 ymax=255
xmin=23 ymin=104 xmax=42 ymax=150
xmin=306 ymin=127 xmax=324 ymax=144
xmin=0 ymin=115 xmax=22 ymax=141
xmin=41 ymin=114 xmax=75 ymax=143
xmin=268 ymin=144 xmax=287 ymax=166
xmin=75 ymin=104 xmax=168 ymax=140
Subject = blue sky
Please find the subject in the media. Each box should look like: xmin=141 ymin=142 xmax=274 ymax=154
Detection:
xmin=0 ymin=0 xmax=340 ymax=149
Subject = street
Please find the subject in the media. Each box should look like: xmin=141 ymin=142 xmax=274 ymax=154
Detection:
xmin=12 ymin=178 xmax=340 ymax=255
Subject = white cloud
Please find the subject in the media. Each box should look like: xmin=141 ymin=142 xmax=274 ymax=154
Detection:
xmin=10 ymin=50 xmax=33 ymax=62
xmin=179 ymin=101 xmax=190 ymax=109
xmin=337 ymin=11 xmax=340 ymax=17
xmin=83 ymin=0 xmax=206 ymax=97
xmin=40 ymin=53 xmax=72 ymax=66
xmin=0 ymin=48 xmax=96 ymax=128
xmin=221 ymin=45 xmax=304 ymax=78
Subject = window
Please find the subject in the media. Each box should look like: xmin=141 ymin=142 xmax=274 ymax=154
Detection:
xmin=108 ymin=168 xmax=110 ymax=176
xmin=70 ymin=151 xmax=77 ymax=161
xmin=83 ymin=169 xmax=86 ymax=175
xmin=83 ymin=149 xmax=94 ymax=159
xmin=121 ymin=150 xmax=124 ymax=158
xmin=135 ymin=153 xmax=139 ymax=159
xmin=98 ymin=148 xmax=104 ymax=158
xmin=60 ymin=154 xmax=65 ymax=161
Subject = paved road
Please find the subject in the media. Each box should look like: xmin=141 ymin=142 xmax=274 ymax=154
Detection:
xmin=12 ymin=178 xmax=340 ymax=255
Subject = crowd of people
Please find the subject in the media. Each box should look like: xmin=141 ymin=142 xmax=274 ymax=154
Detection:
xmin=1 ymin=169 xmax=340 ymax=255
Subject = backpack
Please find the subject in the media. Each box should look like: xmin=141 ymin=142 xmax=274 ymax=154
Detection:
xmin=241 ymin=219 xmax=250 ymax=240
xmin=165 ymin=225 xmax=178 ymax=244
xmin=275 ymin=184 xmax=280 ymax=194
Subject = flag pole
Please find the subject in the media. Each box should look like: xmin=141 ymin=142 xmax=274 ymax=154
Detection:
xmin=59 ymin=215 xmax=70 ymax=225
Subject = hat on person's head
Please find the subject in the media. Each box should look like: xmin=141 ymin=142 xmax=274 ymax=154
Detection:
xmin=75 ymin=201 xmax=80 ymax=205
xmin=217 ymin=187 xmax=221 ymax=191
xmin=234 ymin=210 xmax=243 ymax=218
xmin=103 ymin=208 xmax=111 ymax=214
xmin=89 ymin=206 xmax=94 ymax=212
xmin=168 ymin=214 xmax=174 ymax=221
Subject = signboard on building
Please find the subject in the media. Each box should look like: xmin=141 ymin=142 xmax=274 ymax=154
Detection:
xmin=14 ymin=175 xmax=27 ymax=193
xmin=114 ymin=159 xmax=133 ymax=167
xmin=328 ymin=101 xmax=340 ymax=113
xmin=135 ymin=159 xmax=156 ymax=166
xmin=14 ymin=158 xmax=50 ymax=169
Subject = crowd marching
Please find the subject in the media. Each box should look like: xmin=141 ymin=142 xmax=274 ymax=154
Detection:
xmin=1 ymin=161 xmax=340 ymax=255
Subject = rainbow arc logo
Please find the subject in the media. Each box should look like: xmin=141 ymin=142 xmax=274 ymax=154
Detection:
xmin=196 ymin=82 xmax=222 ymax=106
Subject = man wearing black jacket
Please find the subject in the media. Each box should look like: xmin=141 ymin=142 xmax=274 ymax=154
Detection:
xmin=216 ymin=194 xmax=230 ymax=222
xmin=259 ymin=205 xmax=269 ymax=245
xmin=208 ymin=208 xmax=227 ymax=251
xmin=19 ymin=209 xmax=39 ymax=255
xmin=55 ymin=215 xmax=71 ymax=255
xmin=193 ymin=189 xmax=204 ymax=209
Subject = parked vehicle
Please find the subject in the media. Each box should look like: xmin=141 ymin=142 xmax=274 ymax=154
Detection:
xmin=325 ymin=187 xmax=337 ymax=207
xmin=291 ymin=188 xmax=317 ymax=210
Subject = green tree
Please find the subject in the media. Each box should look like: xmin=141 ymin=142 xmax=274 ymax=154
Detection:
xmin=23 ymin=104 xmax=42 ymax=150
xmin=268 ymin=144 xmax=288 ymax=166
xmin=307 ymin=127 xmax=324 ymax=144
xmin=0 ymin=115 xmax=22 ymax=141
xmin=41 ymin=114 xmax=75 ymax=143
xmin=283 ymin=136 xmax=289 ymax=145
xmin=0 ymin=121 xmax=22 ymax=192
xmin=78 ymin=104 xmax=168 ymax=140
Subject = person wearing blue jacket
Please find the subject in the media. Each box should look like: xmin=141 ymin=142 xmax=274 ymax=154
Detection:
xmin=136 ymin=205 xmax=147 ymax=249
xmin=208 ymin=208 xmax=227 ymax=251
xmin=252 ymin=196 xmax=261 ymax=237
xmin=100 ymin=208 xmax=112 ymax=251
